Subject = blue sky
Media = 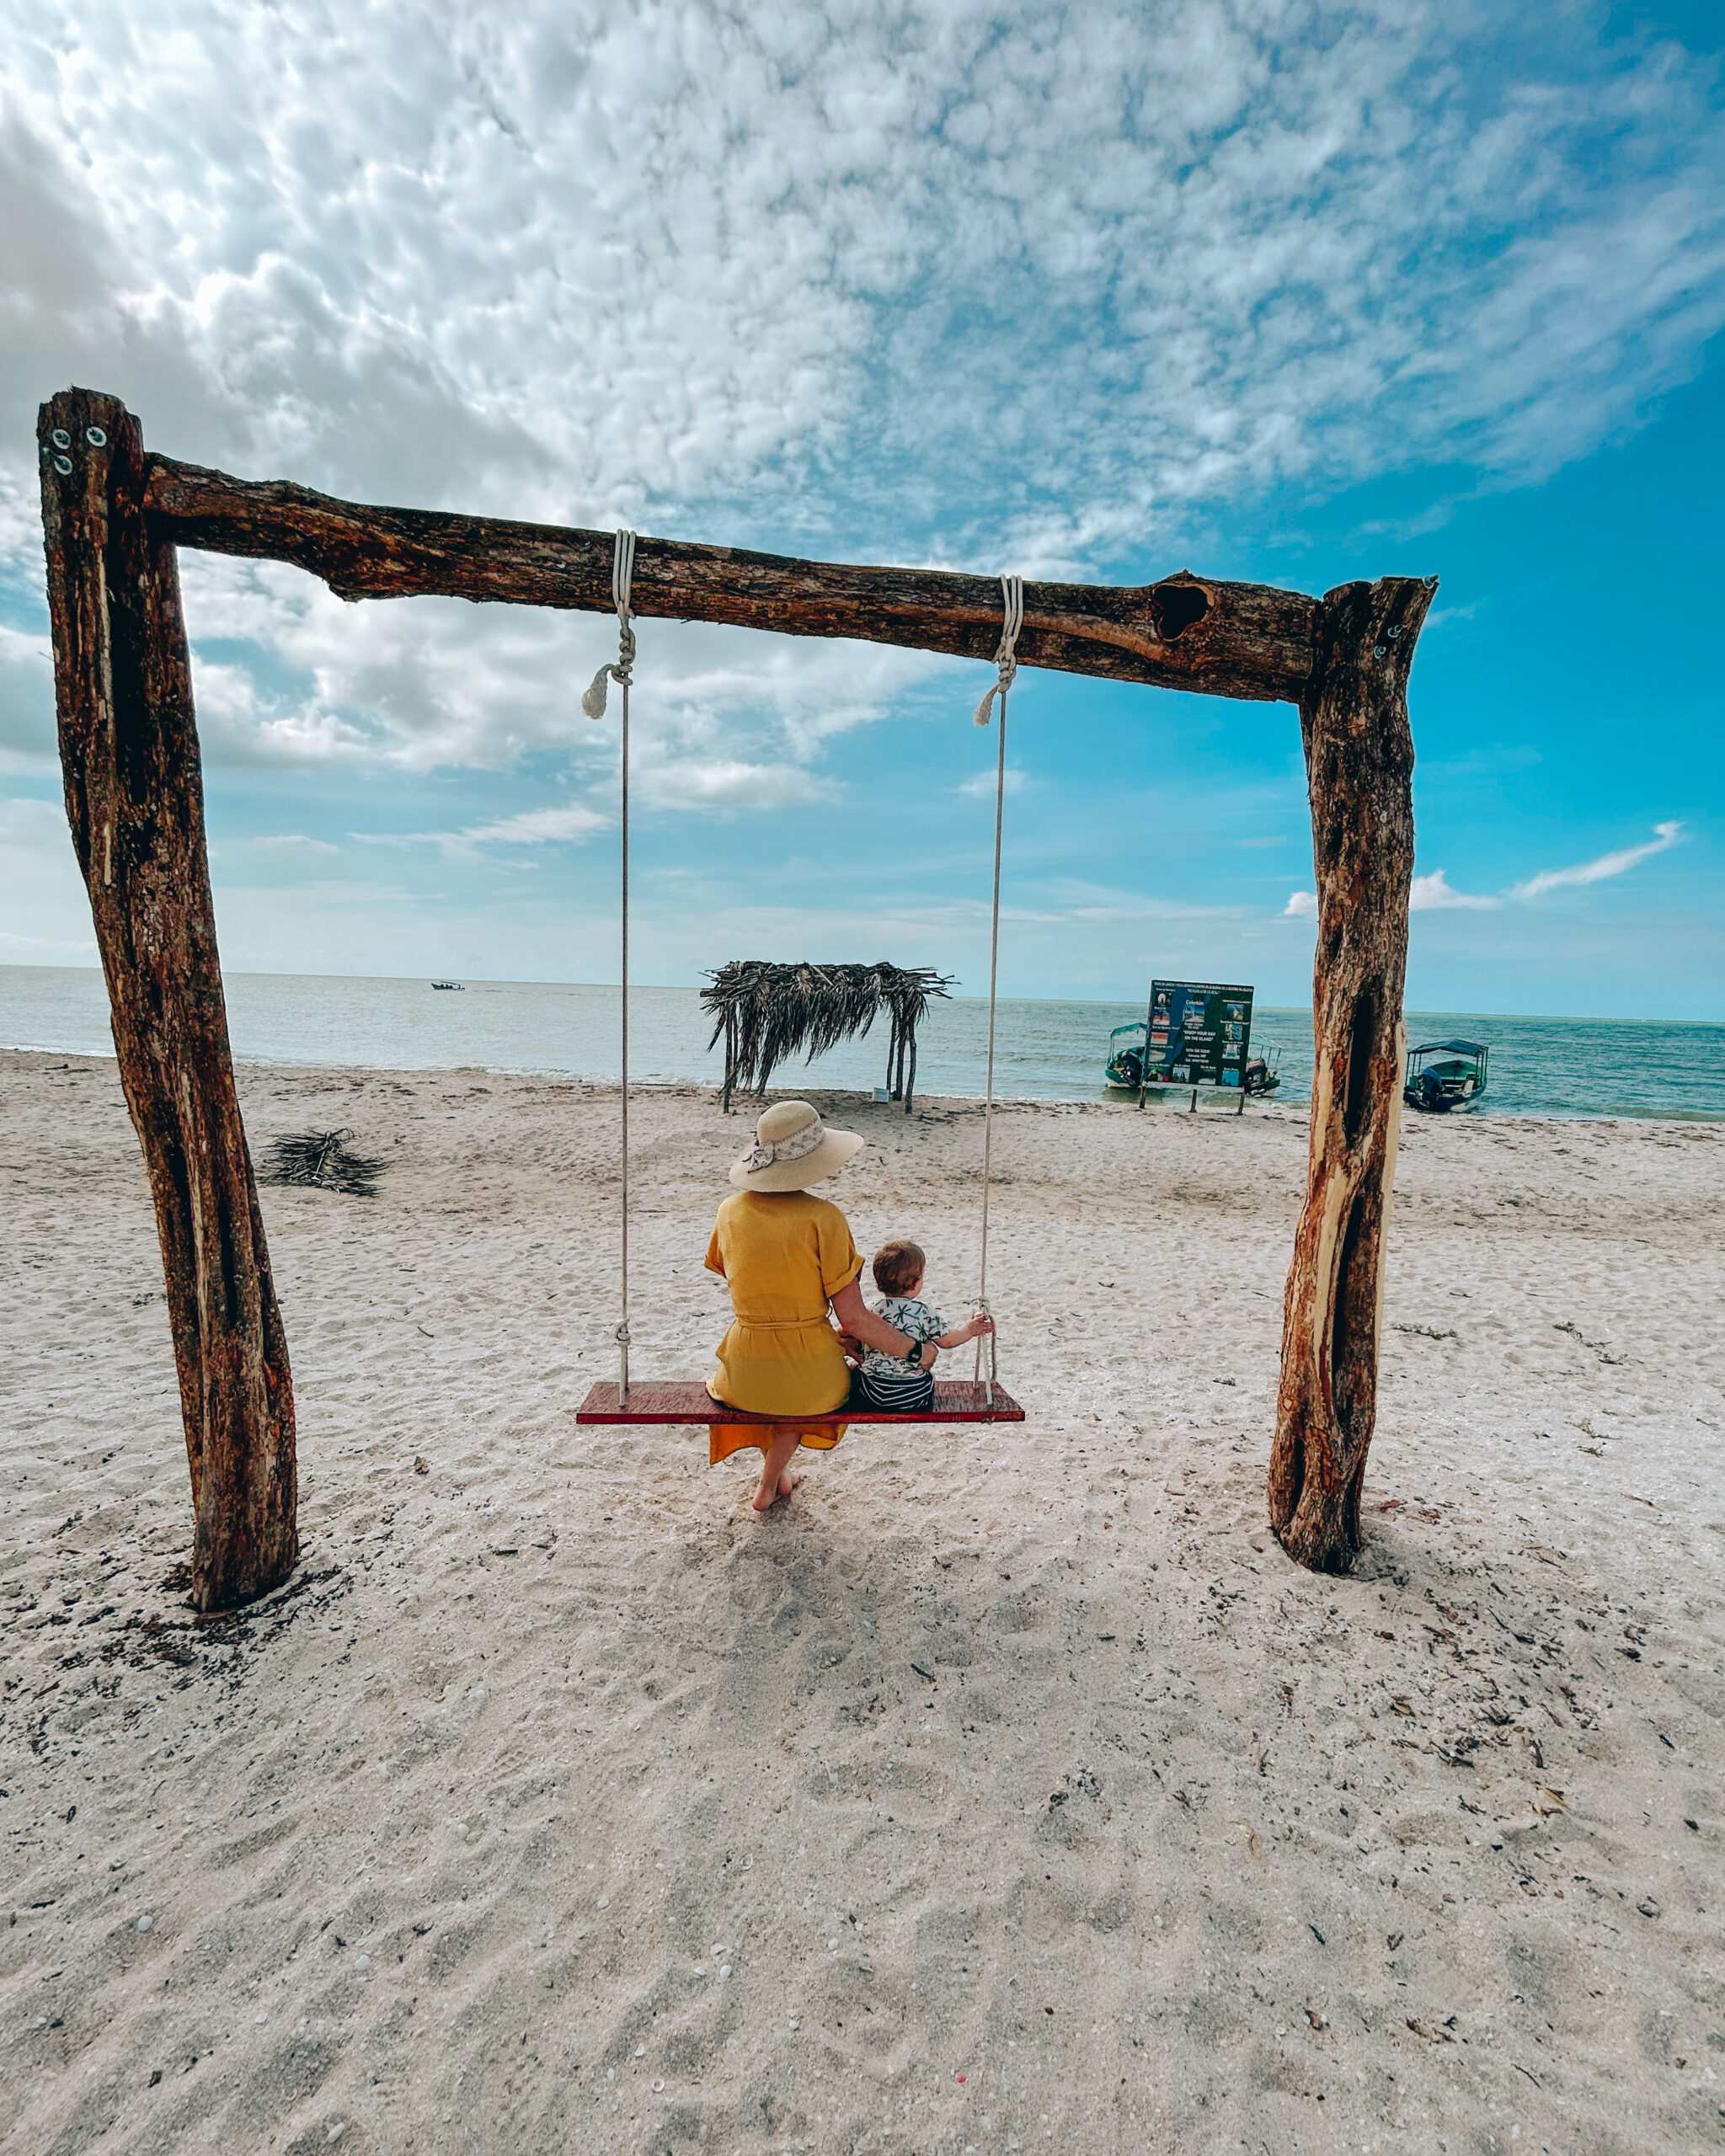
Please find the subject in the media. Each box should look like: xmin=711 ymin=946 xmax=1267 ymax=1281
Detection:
xmin=2 ymin=1 xmax=1722 ymax=1017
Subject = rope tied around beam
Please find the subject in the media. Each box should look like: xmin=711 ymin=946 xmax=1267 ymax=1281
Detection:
xmin=972 ymin=572 xmax=1023 ymax=728
xmin=581 ymin=527 xmax=637 ymax=718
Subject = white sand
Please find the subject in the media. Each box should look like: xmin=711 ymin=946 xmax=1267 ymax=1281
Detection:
xmin=3 ymin=1048 xmax=1722 ymax=2154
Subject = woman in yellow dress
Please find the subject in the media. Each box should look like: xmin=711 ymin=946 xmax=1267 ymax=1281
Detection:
xmin=706 ymin=1099 xmax=934 ymax=1513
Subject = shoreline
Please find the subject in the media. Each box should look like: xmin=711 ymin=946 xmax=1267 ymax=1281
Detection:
xmin=7 ymin=1043 xmax=1723 ymax=1127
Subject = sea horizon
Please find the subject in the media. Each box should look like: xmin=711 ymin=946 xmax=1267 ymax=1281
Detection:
xmin=4 ymin=963 xmax=1721 ymax=1123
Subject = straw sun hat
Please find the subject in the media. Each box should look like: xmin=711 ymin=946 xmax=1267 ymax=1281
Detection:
xmin=729 ymin=1099 xmax=865 ymax=1192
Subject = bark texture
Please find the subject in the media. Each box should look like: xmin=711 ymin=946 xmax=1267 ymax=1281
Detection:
xmin=1268 ymin=575 xmax=1438 ymax=1573
xmin=38 ymin=388 xmax=296 ymax=1612
xmin=144 ymin=455 xmax=1316 ymax=704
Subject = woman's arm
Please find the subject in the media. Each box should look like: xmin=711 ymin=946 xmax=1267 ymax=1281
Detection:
xmin=830 ymin=1280 xmax=936 ymax=1371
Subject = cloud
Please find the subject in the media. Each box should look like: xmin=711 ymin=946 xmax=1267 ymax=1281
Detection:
xmin=1511 ymin=821 xmax=1685 ymax=899
xmin=956 ymin=765 xmax=1028 ymax=800
xmin=1284 ymin=825 xmax=1685 ymax=923
xmin=248 ymin=833 xmax=339 ymax=854
xmin=2 ymin=3 xmax=1722 ymax=787
xmin=1410 ymin=869 xmax=1498 ymax=911
xmin=460 ymin=805 xmax=609 ymax=846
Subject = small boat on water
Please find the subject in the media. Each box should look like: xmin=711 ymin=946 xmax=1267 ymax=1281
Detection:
xmin=430 ymin=980 xmax=465 ymax=991
xmin=1403 ymin=1038 xmax=1488 ymax=1113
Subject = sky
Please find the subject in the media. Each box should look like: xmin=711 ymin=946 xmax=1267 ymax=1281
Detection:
xmin=2 ymin=0 xmax=1722 ymax=1017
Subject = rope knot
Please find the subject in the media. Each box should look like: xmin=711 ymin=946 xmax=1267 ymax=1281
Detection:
xmin=582 ymin=529 xmax=638 ymax=719
xmin=973 ymin=573 xmax=1024 ymax=726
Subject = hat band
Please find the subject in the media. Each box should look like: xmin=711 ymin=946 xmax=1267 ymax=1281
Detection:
xmin=741 ymin=1118 xmax=827 ymax=1174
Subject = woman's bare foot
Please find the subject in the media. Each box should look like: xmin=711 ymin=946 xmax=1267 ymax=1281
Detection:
xmin=750 ymin=1468 xmax=803 ymax=1513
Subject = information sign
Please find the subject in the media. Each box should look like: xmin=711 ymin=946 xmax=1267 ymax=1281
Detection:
xmin=1142 ymin=979 xmax=1255 ymax=1089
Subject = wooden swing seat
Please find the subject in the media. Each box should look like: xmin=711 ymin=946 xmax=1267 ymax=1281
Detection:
xmin=575 ymin=1379 xmax=1023 ymax=1427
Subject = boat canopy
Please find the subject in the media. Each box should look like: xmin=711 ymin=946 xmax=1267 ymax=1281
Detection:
xmin=1411 ymin=1038 xmax=1487 ymax=1056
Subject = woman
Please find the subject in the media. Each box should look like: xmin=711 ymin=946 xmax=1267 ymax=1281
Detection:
xmin=705 ymin=1099 xmax=934 ymax=1513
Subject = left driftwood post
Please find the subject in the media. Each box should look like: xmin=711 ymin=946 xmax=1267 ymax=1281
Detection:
xmin=39 ymin=388 xmax=296 ymax=1612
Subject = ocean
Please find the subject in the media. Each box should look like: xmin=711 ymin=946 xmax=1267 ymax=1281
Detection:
xmin=3 ymin=965 xmax=1721 ymax=1122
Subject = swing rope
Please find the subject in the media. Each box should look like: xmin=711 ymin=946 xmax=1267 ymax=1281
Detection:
xmin=971 ymin=572 xmax=1022 ymax=1405
xmin=583 ymin=530 xmax=637 ymax=1405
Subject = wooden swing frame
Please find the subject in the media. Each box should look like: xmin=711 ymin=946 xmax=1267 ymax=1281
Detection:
xmin=38 ymin=386 xmax=1434 ymax=1609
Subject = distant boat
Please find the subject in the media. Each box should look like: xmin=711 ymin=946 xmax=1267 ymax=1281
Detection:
xmin=430 ymin=980 xmax=465 ymax=991
xmin=1404 ymin=1038 xmax=1488 ymax=1113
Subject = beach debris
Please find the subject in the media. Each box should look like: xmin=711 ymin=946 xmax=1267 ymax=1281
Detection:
xmin=414 ymin=1456 xmax=430 ymax=1475
xmin=259 ymin=1128 xmax=386 ymax=1197
xmin=136 ymin=1914 xmax=152 ymax=1934
xmin=1637 ymin=1897 xmax=1661 ymax=1919
xmin=354 ymin=1954 xmax=371 ymax=1973
xmin=1406 ymin=2017 xmax=1455 ymax=2044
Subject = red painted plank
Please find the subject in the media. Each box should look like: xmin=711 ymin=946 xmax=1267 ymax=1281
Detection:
xmin=574 ymin=1380 xmax=1024 ymax=1426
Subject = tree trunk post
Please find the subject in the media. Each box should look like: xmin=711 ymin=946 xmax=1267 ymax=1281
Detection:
xmin=38 ymin=388 xmax=297 ymax=1612
xmin=1268 ymin=575 xmax=1437 ymax=1573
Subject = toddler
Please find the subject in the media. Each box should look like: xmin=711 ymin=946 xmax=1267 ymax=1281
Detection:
xmin=855 ymin=1239 xmax=993 ymax=1412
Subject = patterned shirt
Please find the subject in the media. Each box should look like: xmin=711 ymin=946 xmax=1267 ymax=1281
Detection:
xmin=859 ymin=1294 xmax=944 ymax=1399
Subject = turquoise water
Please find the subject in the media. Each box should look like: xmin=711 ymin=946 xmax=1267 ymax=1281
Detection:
xmin=3 ymin=965 xmax=1721 ymax=1121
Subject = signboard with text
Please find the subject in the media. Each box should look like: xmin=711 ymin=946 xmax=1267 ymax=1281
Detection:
xmin=1144 ymin=979 xmax=1255 ymax=1088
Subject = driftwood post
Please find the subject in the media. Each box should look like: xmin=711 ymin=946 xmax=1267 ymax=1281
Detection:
xmin=38 ymin=389 xmax=296 ymax=1612
xmin=1268 ymin=577 xmax=1436 ymax=1571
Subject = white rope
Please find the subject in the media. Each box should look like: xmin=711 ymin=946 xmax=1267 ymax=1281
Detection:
xmin=972 ymin=571 xmax=1023 ymax=728
xmin=973 ymin=572 xmax=1021 ymax=1404
xmin=584 ymin=531 xmax=637 ymax=1402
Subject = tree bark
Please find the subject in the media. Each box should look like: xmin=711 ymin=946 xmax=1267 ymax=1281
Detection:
xmin=143 ymin=454 xmax=1316 ymax=705
xmin=1268 ymin=576 xmax=1437 ymax=1573
xmin=38 ymin=388 xmax=297 ymax=1613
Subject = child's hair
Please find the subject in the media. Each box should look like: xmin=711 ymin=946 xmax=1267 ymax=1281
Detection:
xmin=872 ymin=1239 xmax=925 ymax=1296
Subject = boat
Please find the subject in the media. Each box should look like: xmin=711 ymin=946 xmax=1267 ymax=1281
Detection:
xmin=1104 ymin=1022 xmax=1147 ymax=1097
xmin=1403 ymin=1038 xmax=1488 ymax=1113
xmin=1242 ymin=1043 xmax=1282 ymax=1097
xmin=430 ymin=980 xmax=465 ymax=991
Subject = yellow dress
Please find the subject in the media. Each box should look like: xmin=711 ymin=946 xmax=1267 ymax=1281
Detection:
xmin=703 ymin=1190 xmax=863 ymax=1465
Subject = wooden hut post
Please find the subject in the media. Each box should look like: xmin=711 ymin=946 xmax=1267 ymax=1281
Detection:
xmin=1268 ymin=576 xmax=1436 ymax=1572
xmin=38 ymin=389 xmax=296 ymax=1612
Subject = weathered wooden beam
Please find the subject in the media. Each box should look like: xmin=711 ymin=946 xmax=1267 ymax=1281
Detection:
xmin=143 ymin=453 xmax=1318 ymax=704
xmin=38 ymin=388 xmax=297 ymax=1613
xmin=1268 ymin=574 xmax=1438 ymax=1572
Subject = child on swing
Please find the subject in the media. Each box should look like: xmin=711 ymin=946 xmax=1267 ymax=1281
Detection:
xmin=852 ymin=1238 xmax=993 ymax=1412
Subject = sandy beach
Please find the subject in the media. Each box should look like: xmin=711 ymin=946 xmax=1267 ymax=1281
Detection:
xmin=3 ymin=1047 xmax=1722 ymax=2156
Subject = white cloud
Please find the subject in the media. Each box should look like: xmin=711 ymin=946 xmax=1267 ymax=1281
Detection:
xmin=1 ymin=0 xmax=1720 ymax=800
xmin=956 ymin=765 xmax=1028 ymax=800
xmin=1283 ymin=890 xmax=1318 ymax=919
xmin=1511 ymin=820 xmax=1685 ymax=899
xmin=1409 ymin=869 xmax=1498 ymax=911
xmin=462 ymin=806 xmax=609 ymax=846
xmin=248 ymin=833 xmax=339 ymax=854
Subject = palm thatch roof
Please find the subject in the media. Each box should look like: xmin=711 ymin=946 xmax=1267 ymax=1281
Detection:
xmin=702 ymin=960 xmax=953 ymax=1113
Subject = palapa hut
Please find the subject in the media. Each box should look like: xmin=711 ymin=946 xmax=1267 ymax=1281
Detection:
xmin=702 ymin=960 xmax=953 ymax=1114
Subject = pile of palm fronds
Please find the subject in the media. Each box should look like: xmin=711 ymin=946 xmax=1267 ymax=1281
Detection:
xmin=258 ymin=1128 xmax=386 ymax=1197
xmin=702 ymin=960 xmax=953 ymax=1113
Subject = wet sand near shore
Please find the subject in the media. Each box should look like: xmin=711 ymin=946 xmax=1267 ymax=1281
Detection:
xmin=3 ymin=1047 xmax=1722 ymax=2154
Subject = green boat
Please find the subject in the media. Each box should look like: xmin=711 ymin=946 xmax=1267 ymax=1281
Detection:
xmin=1403 ymin=1038 xmax=1488 ymax=1113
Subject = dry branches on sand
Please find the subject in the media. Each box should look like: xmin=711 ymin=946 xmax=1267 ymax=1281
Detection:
xmin=259 ymin=1128 xmax=386 ymax=1197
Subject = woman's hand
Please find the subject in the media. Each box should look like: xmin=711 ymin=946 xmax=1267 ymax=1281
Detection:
xmin=831 ymin=1278 xmax=927 ymax=1364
